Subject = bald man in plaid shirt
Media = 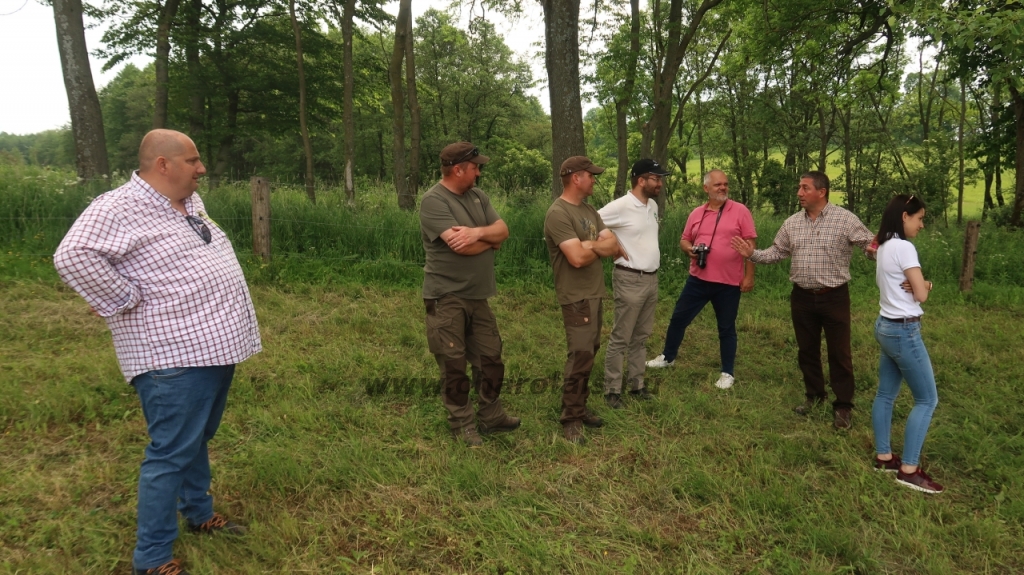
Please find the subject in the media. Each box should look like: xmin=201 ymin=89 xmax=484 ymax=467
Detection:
xmin=731 ymin=171 xmax=874 ymax=430
xmin=55 ymin=129 xmax=261 ymax=575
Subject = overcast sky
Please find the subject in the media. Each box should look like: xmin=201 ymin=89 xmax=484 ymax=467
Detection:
xmin=0 ymin=0 xmax=548 ymax=135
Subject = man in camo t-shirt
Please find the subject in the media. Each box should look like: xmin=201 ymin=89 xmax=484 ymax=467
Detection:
xmin=544 ymin=156 xmax=624 ymax=444
xmin=421 ymin=142 xmax=521 ymax=447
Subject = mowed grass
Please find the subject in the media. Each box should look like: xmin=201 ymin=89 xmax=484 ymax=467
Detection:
xmin=2 ymin=274 xmax=1024 ymax=574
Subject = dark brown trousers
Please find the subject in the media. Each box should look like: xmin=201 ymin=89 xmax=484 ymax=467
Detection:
xmin=559 ymin=298 xmax=603 ymax=423
xmin=790 ymin=284 xmax=855 ymax=409
xmin=425 ymin=294 xmax=506 ymax=430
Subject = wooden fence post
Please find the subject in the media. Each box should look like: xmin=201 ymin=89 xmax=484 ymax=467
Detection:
xmin=959 ymin=220 xmax=980 ymax=292
xmin=250 ymin=176 xmax=271 ymax=262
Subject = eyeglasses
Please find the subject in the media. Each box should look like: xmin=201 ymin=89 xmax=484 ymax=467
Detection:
xmin=443 ymin=147 xmax=479 ymax=166
xmin=643 ymin=174 xmax=663 ymax=183
xmin=186 ymin=215 xmax=211 ymax=244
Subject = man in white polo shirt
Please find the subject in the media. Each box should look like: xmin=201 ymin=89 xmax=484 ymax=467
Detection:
xmin=597 ymin=159 xmax=670 ymax=409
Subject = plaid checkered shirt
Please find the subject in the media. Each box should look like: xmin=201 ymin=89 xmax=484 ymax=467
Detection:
xmin=749 ymin=202 xmax=874 ymax=290
xmin=54 ymin=172 xmax=262 ymax=382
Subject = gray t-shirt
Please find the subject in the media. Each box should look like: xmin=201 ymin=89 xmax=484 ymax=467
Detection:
xmin=544 ymin=198 xmax=607 ymax=305
xmin=420 ymin=182 xmax=501 ymax=299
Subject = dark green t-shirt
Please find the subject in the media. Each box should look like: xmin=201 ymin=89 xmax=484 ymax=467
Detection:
xmin=544 ymin=198 xmax=607 ymax=305
xmin=420 ymin=183 xmax=501 ymax=299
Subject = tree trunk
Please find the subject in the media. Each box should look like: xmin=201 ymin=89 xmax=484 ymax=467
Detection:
xmin=1009 ymin=85 xmax=1024 ymax=227
xmin=841 ymin=106 xmax=854 ymax=213
xmin=153 ymin=0 xmax=182 ymax=129
xmin=185 ymin=0 xmax=204 ymax=142
xmin=289 ymin=0 xmax=316 ymax=203
xmin=649 ymin=0 xmax=726 ymax=167
xmin=542 ymin=0 xmax=587 ymax=197
xmin=957 ymin=78 xmax=966 ymax=225
xmin=210 ymin=89 xmax=239 ymax=187
xmin=696 ymin=93 xmax=705 ymax=176
xmin=403 ymin=0 xmax=421 ymax=200
xmin=613 ymin=0 xmax=641 ymax=198
xmin=994 ymin=84 xmax=1005 ymax=207
xmin=341 ymin=0 xmax=356 ymax=205
xmin=390 ymin=0 xmax=412 ymax=209
xmin=52 ymin=0 xmax=110 ymax=182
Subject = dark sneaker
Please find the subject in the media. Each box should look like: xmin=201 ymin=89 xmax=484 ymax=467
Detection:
xmin=479 ymin=415 xmax=521 ymax=435
xmin=582 ymin=409 xmax=604 ymax=428
xmin=187 ymin=512 xmax=247 ymax=535
xmin=896 ymin=468 xmax=944 ymax=494
xmin=452 ymin=425 xmax=484 ymax=448
xmin=628 ymin=388 xmax=653 ymax=401
xmin=133 ymin=559 xmax=190 ymax=575
xmin=875 ymin=454 xmax=902 ymax=473
xmin=793 ymin=397 xmax=825 ymax=416
xmin=604 ymin=393 xmax=623 ymax=409
xmin=563 ymin=421 xmax=585 ymax=445
xmin=833 ymin=408 xmax=853 ymax=429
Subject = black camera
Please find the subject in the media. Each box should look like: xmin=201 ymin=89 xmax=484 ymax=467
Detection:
xmin=693 ymin=243 xmax=710 ymax=269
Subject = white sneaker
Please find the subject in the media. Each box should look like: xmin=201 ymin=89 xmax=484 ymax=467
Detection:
xmin=646 ymin=354 xmax=674 ymax=368
xmin=715 ymin=372 xmax=735 ymax=389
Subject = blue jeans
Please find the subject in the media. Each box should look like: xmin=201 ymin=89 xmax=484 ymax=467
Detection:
xmin=131 ymin=365 xmax=235 ymax=570
xmin=871 ymin=318 xmax=938 ymax=466
xmin=661 ymin=276 xmax=741 ymax=374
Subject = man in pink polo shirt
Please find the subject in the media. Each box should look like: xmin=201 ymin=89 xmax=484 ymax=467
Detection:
xmin=647 ymin=169 xmax=756 ymax=389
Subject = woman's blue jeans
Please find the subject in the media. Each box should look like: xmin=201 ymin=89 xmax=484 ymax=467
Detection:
xmin=131 ymin=365 xmax=235 ymax=570
xmin=871 ymin=318 xmax=938 ymax=466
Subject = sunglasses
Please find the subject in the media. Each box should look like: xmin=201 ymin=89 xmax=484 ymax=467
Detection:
xmin=186 ymin=215 xmax=212 ymax=244
xmin=443 ymin=147 xmax=479 ymax=166
xmin=905 ymin=194 xmax=915 ymax=204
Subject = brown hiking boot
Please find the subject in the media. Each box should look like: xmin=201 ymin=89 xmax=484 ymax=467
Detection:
xmin=582 ymin=409 xmax=604 ymax=428
xmin=563 ymin=421 xmax=585 ymax=445
xmin=479 ymin=415 xmax=521 ymax=435
xmin=452 ymin=425 xmax=483 ymax=447
xmin=187 ymin=512 xmax=246 ymax=535
xmin=133 ymin=559 xmax=189 ymax=575
xmin=833 ymin=407 xmax=853 ymax=429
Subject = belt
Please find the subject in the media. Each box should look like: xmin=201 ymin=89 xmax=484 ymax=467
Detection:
xmin=798 ymin=284 xmax=845 ymax=295
xmin=881 ymin=316 xmax=921 ymax=323
xmin=615 ymin=264 xmax=657 ymax=275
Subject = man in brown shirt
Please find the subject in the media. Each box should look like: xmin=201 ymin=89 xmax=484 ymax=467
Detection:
xmin=730 ymin=171 xmax=874 ymax=429
xmin=544 ymin=156 xmax=624 ymax=444
xmin=421 ymin=142 xmax=520 ymax=447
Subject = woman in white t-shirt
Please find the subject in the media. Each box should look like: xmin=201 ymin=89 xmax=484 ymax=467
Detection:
xmin=870 ymin=194 xmax=943 ymax=494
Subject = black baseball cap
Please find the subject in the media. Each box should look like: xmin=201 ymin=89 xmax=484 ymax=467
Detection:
xmin=630 ymin=159 xmax=670 ymax=178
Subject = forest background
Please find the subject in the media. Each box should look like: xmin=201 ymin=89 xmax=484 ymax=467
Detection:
xmin=2 ymin=0 xmax=1023 ymax=226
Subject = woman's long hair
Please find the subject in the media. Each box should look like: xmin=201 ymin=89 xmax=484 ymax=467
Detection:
xmin=877 ymin=194 xmax=926 ymax=245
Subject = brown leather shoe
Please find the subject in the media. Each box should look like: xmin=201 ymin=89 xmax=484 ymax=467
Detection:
xmin=833 ymin=408 xmax=852 ymax=429
xmin=793 ymin=397 xmax=825 ymax=416
xmin=563 ymin=421 xmax=585 ymax=444
xmin=479 ymin=415 xmax=521 ymax=435
xmin=582 ymin=409 xmax=604 ymax=428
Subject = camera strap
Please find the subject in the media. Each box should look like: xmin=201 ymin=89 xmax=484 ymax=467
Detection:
xmin=693 ymin=199 xmax=728 ymax=250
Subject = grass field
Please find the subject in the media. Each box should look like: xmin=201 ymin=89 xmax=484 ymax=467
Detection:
xmin=2 ymin=163 xmax=1024 ymax=573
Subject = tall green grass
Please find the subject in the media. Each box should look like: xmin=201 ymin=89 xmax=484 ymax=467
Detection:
xmin=2 ymin=162 xmax=1024 ymax=294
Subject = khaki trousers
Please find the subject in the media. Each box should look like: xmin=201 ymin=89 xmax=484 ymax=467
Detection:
xmin=603 ymin=268 xmax=658 ymax=394
xmin=559 ymin=298 xmax=603 ymax=423
xmin=425 ymin=294 xmax=506 ymax=430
